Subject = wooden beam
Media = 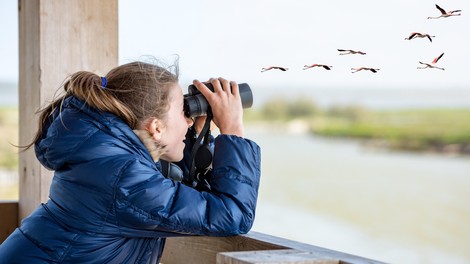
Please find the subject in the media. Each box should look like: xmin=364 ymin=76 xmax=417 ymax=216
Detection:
xmin=161 ymin=233 xmax=287 ymax=264
xmin=18 ymin=0 xmax=118 ymax=220
xmin=0 ymin=201 xmax=18 ymax=243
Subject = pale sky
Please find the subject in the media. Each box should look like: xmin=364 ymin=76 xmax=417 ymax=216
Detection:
xmin=118 ymin=0 xmax=470 ymax=90
xmin=1 ymin=0 xmax=470 ymax=105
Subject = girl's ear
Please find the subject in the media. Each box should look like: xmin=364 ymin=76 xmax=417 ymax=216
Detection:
xmin=145 ymin=118 xmax=164 ymax=141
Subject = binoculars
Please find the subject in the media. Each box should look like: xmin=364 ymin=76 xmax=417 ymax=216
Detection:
xmin=183 ymin=83 xmax=253 ymax=118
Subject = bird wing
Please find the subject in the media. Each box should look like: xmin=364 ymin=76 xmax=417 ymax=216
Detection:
xmin=370 ymin=69 xmax=377 ymax=73
xmin=408 ymin=32 xmax=418 ymax=39
xmin=323 ymin=65 xmax=332 ymax=70
xmin=337 ymin=49 xmax=347 ymax=52
xmin=450 ymin=10 xmax=462 ymax=14
xmin=432 ymin=52 xmax=444 ymax=64
xmin=435 ymin=4 xmax=446 ymax=14
xmin=426 ymin=35 xmax=433 ymax=42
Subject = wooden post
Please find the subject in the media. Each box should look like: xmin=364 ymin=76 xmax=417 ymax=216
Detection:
xmin=18 ymin=0 xmax=118 ymax=220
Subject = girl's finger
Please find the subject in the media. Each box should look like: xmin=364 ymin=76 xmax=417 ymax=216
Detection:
xmin=230 ymin=81 xmax=239 ymax=96
xmin=218 ymin=77 xmax=230 ymax=94
xmin=193 ymin=79 xmax=213 ymax=99
xmin=210 ymin=78 xmax=223 ymax=93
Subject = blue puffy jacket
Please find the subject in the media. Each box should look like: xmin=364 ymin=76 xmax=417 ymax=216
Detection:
xmin=0 ymin=96 xmax=261 ymax=263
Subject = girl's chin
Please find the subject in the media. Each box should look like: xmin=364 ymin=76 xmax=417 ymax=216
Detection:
xmin=161 ymin=153 xmax=184 ymax=163
xmin=160 ymin=144 xmax=185 ymax=162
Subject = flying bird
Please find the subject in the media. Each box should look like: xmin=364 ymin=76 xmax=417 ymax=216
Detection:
xmin=303 ymin=64 xmax=333 ymax=70
xmin=338 ymin=49 xmax=366 ymax=55
xmin=404 ymin=32 xmax=435 ymax=42
xmin=261 ymin=66 xmax=289 ymax=72
xmin=351 ymin=67 xmax=380 ymax=73
xmin=417 ymin=52 xmax=445 ymax=70
xmin=427 ymin=4 xmax=461 ymax=19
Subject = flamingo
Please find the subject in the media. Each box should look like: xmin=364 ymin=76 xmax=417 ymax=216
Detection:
xmin=351 ymin=67 xmax=380 ymax=73
xmin=261 ymin=66 xmax=289 ymax=72
xmin=417 ymin=52 xmax=445 ymax=70
xmin=338 ymin=49 xmax=366 ymax=55
xmin=405 ymin=32 xmax=435 ymax=42
xmin=428 ymin=4 xmax=461 ymax=19
xmin=303 ymin=64 xmax=333 ymax=70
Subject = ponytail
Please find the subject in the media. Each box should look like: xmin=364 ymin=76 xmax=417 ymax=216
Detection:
xmin=22 ymin=59 xmax=179 ymax=151
xmin=65 ymin=71 xmax=138 ymax=127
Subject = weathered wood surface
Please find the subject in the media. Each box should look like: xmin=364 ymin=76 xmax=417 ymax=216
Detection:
xmin=161 ymin=232 xmax=287 ymax=264
xmin=161 ymin=231 xmax=386 ymax=264
xmin=18 ymin=0 xmax=118 ymax=220
xmin=217 ymin=249 xmax=340 ymax=264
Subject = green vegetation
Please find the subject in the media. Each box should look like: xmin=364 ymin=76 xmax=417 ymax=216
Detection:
xmin=259 ymin=96 xmax=320 ymax=120
xmin=246 ymin=98 xmax=470 ymax=154
xmin=313 ymin=108 xmax=470 ymax=153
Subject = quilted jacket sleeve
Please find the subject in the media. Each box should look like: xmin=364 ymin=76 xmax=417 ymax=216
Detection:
xmin=114 ymin=134 xmax=261 ymax=237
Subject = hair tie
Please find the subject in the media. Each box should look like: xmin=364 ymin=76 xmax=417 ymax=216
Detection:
xmin=100 ymin=77 xmax=108 ymax=89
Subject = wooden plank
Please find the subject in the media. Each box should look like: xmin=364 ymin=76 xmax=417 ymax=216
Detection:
xmin=18 ymin=0 xmax=118 ymax=220
xmin=0 ymin=201 xmax=18 ymax=243
xmin=161 ymin=231 xmax=386 ymax=264
xmin=161 ymin=234 xmax=287 ymax=264
xmin=242 ymin=232 xmax=386 ymax=264
xmin=217 ymin=249 xmax=340 ymax=264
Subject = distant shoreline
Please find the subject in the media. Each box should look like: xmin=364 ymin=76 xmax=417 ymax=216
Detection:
xmin=3 ymin=81 xmax=470 ymax=109
xmin=246 ymin=117 xmax=470 ymax=157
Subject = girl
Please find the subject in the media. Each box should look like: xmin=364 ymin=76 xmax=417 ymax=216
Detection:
xmin=0 ymin=60 xmax=261 ymax=263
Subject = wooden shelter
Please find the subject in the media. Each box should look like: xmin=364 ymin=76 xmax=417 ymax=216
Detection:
xmin=0 ymin=1 xmax=385 ymax=263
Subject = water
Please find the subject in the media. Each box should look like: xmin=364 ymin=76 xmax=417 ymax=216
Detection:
xmin=246 ymin=124 xmax=470 ymax=264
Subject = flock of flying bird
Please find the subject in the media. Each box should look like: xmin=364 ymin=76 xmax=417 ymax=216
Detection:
xmin=260 ymin=4 xmax=462 ymax=74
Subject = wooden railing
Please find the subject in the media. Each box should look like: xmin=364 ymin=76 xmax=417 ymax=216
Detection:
xmin=0 ymin=201 xmax=385 ymax=264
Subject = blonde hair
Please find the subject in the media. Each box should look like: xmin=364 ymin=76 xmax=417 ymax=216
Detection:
xmin=24 ymin=59 xmax=179 ymax=155
xmin=132 ymin=129 xmax=166 ymax=161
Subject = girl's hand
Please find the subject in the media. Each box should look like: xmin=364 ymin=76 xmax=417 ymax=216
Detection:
xmin=192 ymin=78 xmax=244 ymax=137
